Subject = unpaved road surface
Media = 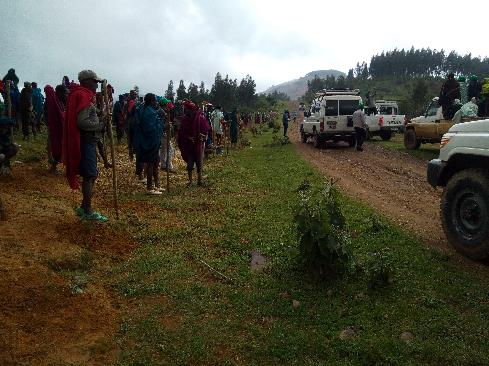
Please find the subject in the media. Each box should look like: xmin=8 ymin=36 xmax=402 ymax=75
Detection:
xmin=292 ymin=129 xmax=446 ymax=249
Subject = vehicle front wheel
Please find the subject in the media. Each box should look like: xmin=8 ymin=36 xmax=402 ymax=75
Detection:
xmin=380 ymin=130 xmax=393 ymax=141
xmin=441 ymin=169 xmax=489 ymax=260
xmin=404 ymin=129 xmax=421 ymax=150
xmin=301 ymin=132 xmax=308 ymax=143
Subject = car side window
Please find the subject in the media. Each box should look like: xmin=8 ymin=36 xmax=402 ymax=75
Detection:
xmin=325 ymin=100 xmax=338 ymax=116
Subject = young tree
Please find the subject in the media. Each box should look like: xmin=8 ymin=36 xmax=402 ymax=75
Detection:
xmin=411 ymin=78 xmax=429 ymax=115
xmin=198 ymin=81 xmax=209 ymax=103
xmin=187 ymin=82 xmax=199 ymax=104
xmin=237 ymin=75 xmax=256 ymax=107
xmin=176 ymin=80 xmax=187 ymax=101
xmin=164 ymin=80 xmax=175 ymax=101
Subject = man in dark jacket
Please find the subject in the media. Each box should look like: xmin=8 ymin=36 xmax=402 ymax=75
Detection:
xmin=439 ymin=73 xmax=461 ymax=119
xmin=20 ymin=82 xmax=34 ymax=139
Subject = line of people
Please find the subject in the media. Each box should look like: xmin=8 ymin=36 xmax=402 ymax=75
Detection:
xmin=1 ymin=67 xmax=285 ymax=222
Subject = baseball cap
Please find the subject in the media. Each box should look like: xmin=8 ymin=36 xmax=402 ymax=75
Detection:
xmin=78 ymin=70 xmax=102 ymax=83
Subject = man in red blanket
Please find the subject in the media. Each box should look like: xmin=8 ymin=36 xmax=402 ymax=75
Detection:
xmin=177 ymin=100 xmax=209 ymax=187
xmin=44 ymin=84 xmax=67 ymax=174
xmin=63 ymin=70 xmax=108 ymax=222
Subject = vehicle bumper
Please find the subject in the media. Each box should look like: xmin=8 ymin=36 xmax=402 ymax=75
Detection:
xmin=318 ymin=132 xmax=355 ymax=139
xmin=380 ymin=126 xmax=402 ymax=132
xmin=427 ymin=159 xmax=446 ymax=187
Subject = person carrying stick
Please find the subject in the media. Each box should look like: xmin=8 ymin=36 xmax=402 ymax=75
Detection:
xmin=63 ymin=70 xmax=108 ymax=222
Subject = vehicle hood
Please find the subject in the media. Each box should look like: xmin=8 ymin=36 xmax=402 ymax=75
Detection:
xmin=410 ymin=116 xmax=426 ymax=123
xmin=449 ymin=119 xmax=489 ymax=133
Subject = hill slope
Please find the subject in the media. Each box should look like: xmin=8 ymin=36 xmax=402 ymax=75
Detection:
xmin=263 ymin=69 xmax=345 ymax=100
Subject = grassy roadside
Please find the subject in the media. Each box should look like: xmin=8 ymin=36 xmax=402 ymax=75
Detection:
xmin=112 ymin=130 xmax=489 ymax=365
xmin=367 ymin=134 xmax=440 ymax=161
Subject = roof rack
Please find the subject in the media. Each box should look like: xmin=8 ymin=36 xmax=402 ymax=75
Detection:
xmin=375 ymin=100 xmax=398 ymax=104
xmin=315 ymin=88 xmax=360 ymax=96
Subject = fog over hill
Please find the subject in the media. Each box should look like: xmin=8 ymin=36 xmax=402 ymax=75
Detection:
xmin=263 ymin=69 xmax=346 ymax=100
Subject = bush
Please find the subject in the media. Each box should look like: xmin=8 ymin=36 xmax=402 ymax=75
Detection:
xmin=268 ymin=134 xmax=291 ymax=147
xmin=294 ymin=180 xmax=353 ymax=278
xmin=363 ymin=248 xmax=394 ymax=290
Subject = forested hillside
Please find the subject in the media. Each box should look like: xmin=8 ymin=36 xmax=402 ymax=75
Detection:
xmin=301 ymin=48 xmax=489 ymax=118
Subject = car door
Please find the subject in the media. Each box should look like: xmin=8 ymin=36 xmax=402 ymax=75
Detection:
xmin=422 ymin=101 xmax=442 ymax=138
xmin=324 ymin=99 xmax=339 ymax=131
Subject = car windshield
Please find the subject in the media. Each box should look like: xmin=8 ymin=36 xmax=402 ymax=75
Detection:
xmin=426 ymin=100 xmax=439 ymax=116
xmin=339 ymin=100 xmax=358 ymax=115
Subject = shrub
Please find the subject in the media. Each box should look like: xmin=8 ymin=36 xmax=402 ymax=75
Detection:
xmin=294 ymin=180 xmax=353 ymax=278
xmin=268 ymin=134 xmax=291 ymax=147
xmin=363 ymin=248 xmax=394 ymax=290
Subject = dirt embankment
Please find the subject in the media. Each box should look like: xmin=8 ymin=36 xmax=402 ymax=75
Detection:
xmin=291 ymin=129 xmax=445 ymax=248
xmin=0 ymin=160 xmax=137 ymax=365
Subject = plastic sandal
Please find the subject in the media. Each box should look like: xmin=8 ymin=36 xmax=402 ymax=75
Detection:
xmin=74 ymin=207 xmax=85 ymax=217
xmin=84 ymin=211 xmax=108 ymax=222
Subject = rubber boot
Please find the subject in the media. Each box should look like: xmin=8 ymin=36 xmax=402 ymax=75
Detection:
xmin=197 ymin=170 xmax=204 ymax=187
xmin=186 ymin=170 xmax=193 ymax=188
xmin=81 ymin=178 xmax=95 ymax=215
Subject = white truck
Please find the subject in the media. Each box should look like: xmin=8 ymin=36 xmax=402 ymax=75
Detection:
xmin=300 ymin=89 xmax=359 ymax=148
xmin=427 ymin=119 xmax=489 ymax=260
xmin=365 ymin=100 xmax=406 ymax=140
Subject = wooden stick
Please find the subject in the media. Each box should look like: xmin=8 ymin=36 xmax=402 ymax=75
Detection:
xmin=195 ymin=256 xmax=234 ymax=283
xmin=0 ymin=195 xmax=6 ymax=221
xmin=166 ymin=110 xmax=170 ymax=193
xmin=5 ymin=82 xmax=13 ymax=142
xmin=101 ymin=80 xmax=119 ymax=220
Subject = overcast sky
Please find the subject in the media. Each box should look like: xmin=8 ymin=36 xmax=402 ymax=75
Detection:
xmin=2 ymin=0 xmax=488 ymax=95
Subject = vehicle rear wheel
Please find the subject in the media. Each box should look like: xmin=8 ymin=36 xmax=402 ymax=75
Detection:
xmin=313 ymin=134 xmax=321 ymax=149
xmin=380 ymin=130 xmax=393 ymax=141
xmin=404 ymin=128 xmax=421 ymax=150
xmin=441 ymin=169 xmax=489 ymax=260
xmin=347 ymin=136 xmax=356 ymax=147
xmin=301 ymin=131 xmax=307 ymax=143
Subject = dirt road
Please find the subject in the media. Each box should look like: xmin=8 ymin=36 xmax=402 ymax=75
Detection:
xmin=292 ymin=129 xmax=446 ymax=249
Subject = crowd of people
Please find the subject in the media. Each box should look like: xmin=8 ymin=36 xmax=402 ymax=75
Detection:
xmin=0 ymin=68 xmax=286 ymax=222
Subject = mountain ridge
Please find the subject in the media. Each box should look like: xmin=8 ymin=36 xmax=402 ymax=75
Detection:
xmin=263 ymin=69 xmax=346 ymax=100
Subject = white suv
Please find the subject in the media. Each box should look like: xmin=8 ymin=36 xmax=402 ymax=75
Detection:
xmin=427 ymin=119 xmax=489 ymax=259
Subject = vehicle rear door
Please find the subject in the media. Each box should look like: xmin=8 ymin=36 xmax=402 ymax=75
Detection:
xmin=338 ymin=99 xmax=357 ymax=131
xmin=324 ymin=99 xmax=339 ymax=132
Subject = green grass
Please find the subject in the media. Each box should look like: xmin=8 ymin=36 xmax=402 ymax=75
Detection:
xmin=111 ymin=131 xmax=489 ymax=365
xmin=367 ymin=133 xmax=440 ymax=161
xmin=11 ymin=128 xmax=48 ymax=163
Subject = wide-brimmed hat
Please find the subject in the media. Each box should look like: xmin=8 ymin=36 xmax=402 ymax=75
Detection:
xmin=78 ymin=70 xmax=102 ymax=82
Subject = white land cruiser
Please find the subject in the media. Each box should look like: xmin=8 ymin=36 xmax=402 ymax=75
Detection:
xmin=300 ymin=89 xmax=359 ymax=148
xmin=365 ymin=100 xmax=406 ymax=140
xmin=427 ymin=119 xmax=489 ymax=259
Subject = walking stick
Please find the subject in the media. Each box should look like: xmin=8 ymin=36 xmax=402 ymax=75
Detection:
xmin=101 ymin=80 xmax=119 ymax=219
xmin=5 ymin=82 xmax=13 ymax=142
xmin=166 ymin=110 xmax=170 ymax=193
xmin=0 ymin=195 xmax=5 ymax=221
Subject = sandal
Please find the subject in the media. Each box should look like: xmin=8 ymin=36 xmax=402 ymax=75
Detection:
xmin=74 ymin=207 xmax=85 ymax=217
xmin=83 ymin=211 xmax=109 ymax=222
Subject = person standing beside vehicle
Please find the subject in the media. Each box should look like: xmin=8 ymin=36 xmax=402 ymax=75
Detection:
xmin=352 ymin=103 xmax=367 ymax=151
xmin=282 ymin=109 xmax=290 ymax=137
